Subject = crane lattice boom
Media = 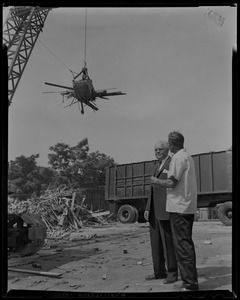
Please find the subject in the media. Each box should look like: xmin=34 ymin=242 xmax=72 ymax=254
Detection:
xmin=3 ymin=6 xmax=52 ymax=105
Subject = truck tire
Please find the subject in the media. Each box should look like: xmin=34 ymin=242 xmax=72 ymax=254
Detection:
xmin=132 ymin=207 xmax=139 ymax=223
xmin=218 ymin=202 xmax=232 ymax=226
xmin=117 ymin=205 xmax=136 ymax=223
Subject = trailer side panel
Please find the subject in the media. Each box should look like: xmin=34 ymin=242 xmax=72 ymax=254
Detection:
xmin=105 ymin=150 xmax=232 ymax=208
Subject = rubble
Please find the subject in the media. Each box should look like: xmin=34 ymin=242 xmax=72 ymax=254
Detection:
xmin=8 ymin=185 xmax=112 ymax=239
xmin=204 ymin=239 xmax=213 ymax=245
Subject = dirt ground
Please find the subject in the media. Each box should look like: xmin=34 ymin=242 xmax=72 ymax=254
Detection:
xmin=7 ymin=219 xmax=232 ymax=296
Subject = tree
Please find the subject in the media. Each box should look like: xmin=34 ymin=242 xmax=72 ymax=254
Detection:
xmin=8 ymin=154 xmax=58 ymax=200
xmin=48 ymin=139 xmax=89 ymax=172
xmin=48 ymin=138 xmax=115 ymax=188
xmin=8 ymin=138 xmax=116 ymax=201
xmin=81 ymin=151 xmax=115 ymax=188
xmin=48 ymin=143 xmax=73 ymax=172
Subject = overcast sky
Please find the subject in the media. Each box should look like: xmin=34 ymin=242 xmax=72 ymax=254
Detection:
xmin=4 ymin=6 xmax=236 ymax=166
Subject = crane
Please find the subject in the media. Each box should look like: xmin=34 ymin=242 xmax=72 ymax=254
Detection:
xmin=3 ymin=6 xmax=126 ymax=112
xmin=3 ymin=6 xmax=53 ymax=257
xmin=3 ymin=6 xmax=53 ymax=105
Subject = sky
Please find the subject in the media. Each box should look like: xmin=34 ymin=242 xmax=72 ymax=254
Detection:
xmin=3 ymin=6 xmax=236 ymax=167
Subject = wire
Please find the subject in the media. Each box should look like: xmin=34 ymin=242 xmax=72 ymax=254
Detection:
xmin=84 ymin=8 xmax=87 ymax=66
xmin=38 ymin=38 xmax=77 ymax=76
xmin=38 ymin=8 xmax=88 ymax=77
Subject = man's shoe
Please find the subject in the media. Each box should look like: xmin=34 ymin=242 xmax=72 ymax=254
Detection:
xmin=174 ymin=282 xmax=199 ymax=291
xmin=179 ymin=287 xmax=199 ymax=292
xmin=181 ymin=283 xmax=199 ymax=291
xmin=145 ymin=273 xmax=167 ymax=281
xmin=164 ymin=277 xmax=178 ymax=284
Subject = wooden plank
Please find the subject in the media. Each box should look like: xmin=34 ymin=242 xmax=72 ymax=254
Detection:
xmin=8 ymin=268 xmax=62 ymax=278
xmin=71 ymin=192 xmax=76 ymax=211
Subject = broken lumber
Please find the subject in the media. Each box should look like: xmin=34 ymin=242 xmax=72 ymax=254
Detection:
xmin=71 ymin=192 xmax=76 ymax=211
xmin=8 ymin=268 xmax=62 ymax=278
xmin=8 ymin=185 xmax=112 ymax=238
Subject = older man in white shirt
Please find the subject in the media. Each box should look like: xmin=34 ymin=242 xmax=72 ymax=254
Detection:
xmin=150 ymin=131 xmax=198 ymax=292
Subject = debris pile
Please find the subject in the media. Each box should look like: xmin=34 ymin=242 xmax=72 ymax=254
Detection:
xmin=8 ymin=185 xmax=112 ymax=237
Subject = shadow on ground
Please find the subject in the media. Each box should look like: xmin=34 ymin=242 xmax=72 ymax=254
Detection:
xmin=8 ymin=246 xmax=109 ymax=280
xmin=197 ymin=266 xmax=231 ymax=290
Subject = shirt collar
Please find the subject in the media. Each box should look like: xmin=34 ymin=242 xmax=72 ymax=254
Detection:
xmin=159 ymin=155 xmax=170 ymax=168
xmin=172 ymin=148 xmax=186 ymax=158
xmin=162 ymin=155 xmax=169 ymax=164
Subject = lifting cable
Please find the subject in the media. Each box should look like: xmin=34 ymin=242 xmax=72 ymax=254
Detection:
xmin=38 ymin=38 xmax=77 ymax=77
xmin=38 ymin=8 xmax=88 ymax=78
xmin=84 ymin=8 xmax=87 ymax=68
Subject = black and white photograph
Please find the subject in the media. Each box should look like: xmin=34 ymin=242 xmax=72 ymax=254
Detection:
xmin=3 ymin=5 xmax=236 ymax=297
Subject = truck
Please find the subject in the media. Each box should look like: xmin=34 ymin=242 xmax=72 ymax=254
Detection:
xmin=105 ymin=149 xmax=232 ymax=226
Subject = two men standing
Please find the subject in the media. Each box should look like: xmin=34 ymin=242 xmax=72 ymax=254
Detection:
xmin=145 ymin=131 xmax=199 ymax=292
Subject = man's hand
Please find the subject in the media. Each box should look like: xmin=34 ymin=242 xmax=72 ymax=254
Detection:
xmin=150 ymin=175 xmax=178 ymax=188
xmin=151 ymin=176 xmax=158 ymax=184
xmin=144 ymin=210 xmax=149 ymax=221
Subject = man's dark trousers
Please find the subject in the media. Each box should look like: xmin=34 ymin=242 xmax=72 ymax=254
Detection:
xmin=149 ymin=204 xmax=178 ymax=278
xmin=170 ymin=213 xmax=198 ymax=286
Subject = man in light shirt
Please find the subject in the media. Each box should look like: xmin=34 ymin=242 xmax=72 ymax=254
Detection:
xmin=150 ymin=131 xmax=198 ymax=292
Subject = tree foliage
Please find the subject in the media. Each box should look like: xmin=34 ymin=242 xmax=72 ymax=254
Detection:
xmin=8 ymin=154 xmax=57 ymax=200
xmin=80 ymin=151 xmax=115 ymax=188
xmin=48 ymin=138 xmax=115 ymax=188
xmin=8 ymin=138 xmax=116 ymax=201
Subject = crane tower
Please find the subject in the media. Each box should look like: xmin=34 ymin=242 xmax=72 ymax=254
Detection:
xmin=3 ymin=6 xmax=52 ymax=105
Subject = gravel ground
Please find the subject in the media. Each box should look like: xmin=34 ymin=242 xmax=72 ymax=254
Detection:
xmin=6 ymin=220 xmax=233 ymax=297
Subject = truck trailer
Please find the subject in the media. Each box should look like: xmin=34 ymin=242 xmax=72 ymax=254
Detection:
xmin=105 ymin=150 xmax=232 ymax=226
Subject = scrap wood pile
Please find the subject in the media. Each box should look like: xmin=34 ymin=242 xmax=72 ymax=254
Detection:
xmin=8 ymin=185 xmax=112 ymax=237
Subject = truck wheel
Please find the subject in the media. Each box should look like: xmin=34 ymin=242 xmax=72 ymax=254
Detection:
xmin=132 ymin=207 xmax=139 ymax=223
xmin=117 ymin=205 xmax=136 ymax=223
xmin=218 ymin=202 xmax=232 ymax=226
